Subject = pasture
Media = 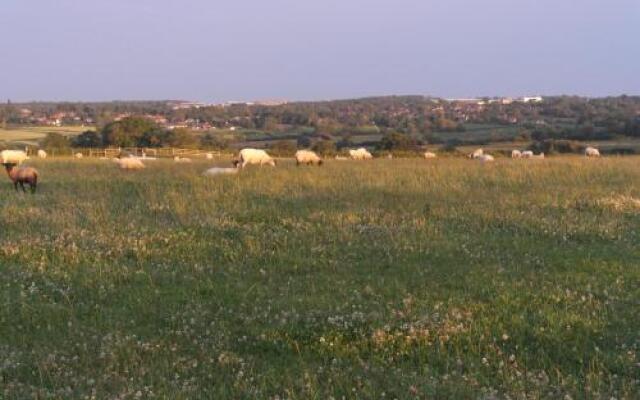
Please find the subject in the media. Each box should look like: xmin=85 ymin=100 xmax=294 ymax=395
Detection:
xmin=0 ymin=126 xmax=90 ymax=146
xmin=0 ymin=157 xmax=639 ymax=399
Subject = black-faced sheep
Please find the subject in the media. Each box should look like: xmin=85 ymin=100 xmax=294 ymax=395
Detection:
xmin=3 ymin=163 xmax=38 ymax=193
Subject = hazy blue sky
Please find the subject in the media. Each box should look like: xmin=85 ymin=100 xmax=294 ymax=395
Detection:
xmin=1 ymin=0 xmax=638 ymax=102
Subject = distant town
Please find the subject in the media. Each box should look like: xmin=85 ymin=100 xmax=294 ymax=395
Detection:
xmin=1 ymin=95 xmax=639 ymax=155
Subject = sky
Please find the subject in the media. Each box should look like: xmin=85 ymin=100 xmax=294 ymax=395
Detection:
xmin=0 ymin=0 xmax=639 ymax=102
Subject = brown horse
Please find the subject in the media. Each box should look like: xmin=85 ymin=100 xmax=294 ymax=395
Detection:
xmin=3 ymin=163 xmax=38 ymax=193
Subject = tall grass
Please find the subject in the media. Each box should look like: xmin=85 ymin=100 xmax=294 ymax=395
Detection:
xmin=1 ymin=157 xmax=639 ymax=399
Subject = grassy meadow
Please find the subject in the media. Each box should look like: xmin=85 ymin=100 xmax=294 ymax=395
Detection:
xmin=1 ymin=157 xmax=639 ymax=399
xmin=0 ymin=126 xmax=90 ymax=146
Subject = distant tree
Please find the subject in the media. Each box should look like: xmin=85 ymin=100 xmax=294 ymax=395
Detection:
xmin=296 ymin=135 xmax=313 ymax=148
xmin=377 ymin=132 xmax=420 ymax=151
xmin=72 ymin=130 xmax=102 ymax=147
xmin=200 ymin=133 xmax=230 ymax=149
xmin=529 ymin=139 xmax=582 ymax=154
xmin=101 ymin=117 xmax=158 ymax=147
xmin=163 ymin=128 xmax=197 ymax=147
xmin=441 ymin=139 xmax=462 ymax=153
xmin=139 ymin=129 xmax=167 ymax=147
xmin=270 ymin=140 xmax=297 ymax=156
xmin=312 ymin=140 xmax=336 ymax=156
xmin=41 ymin=132 xmax=70 ymax=150
xmin=336 ymin=135 xmax=355 ymax=149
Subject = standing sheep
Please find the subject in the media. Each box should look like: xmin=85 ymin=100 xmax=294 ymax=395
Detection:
xmin=3 ymin=163 xmax=38 ymax=193
xmin=423 ymin=151 xmax=437 ymax=159
xmin=585 ymin=147 xmax=601 ymax=157
xmin=74 ymin=152 xmax=84 ymax=159
xmin=348 ymin=148 xmax=373 ymax=160
xmin=295 ymin=150 xmax=323 ymax=166
xmin=233 ymin=148 xmax=276 ymax=168
xmin=0 ymin=150 xmax=29 ymax=165
xmin=511 ymin=150 xmax=522 ymax=159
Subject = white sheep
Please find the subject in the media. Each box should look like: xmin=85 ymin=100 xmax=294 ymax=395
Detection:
xmin=478 ymin=154 xmax=495 ymax=163
xmin=74 ymin=152 xmax=84 ymax=159
xmin=585 ymin=146 xmax=600 ymax=157
xmin=202 ymin=167 xmax=239 ymax=176
xmin=521 ymin=150 xmax=534 ymax=158
xmin=469 ymin=148 xmax=484 ymax=159
xmin=37 ymin=149 xmax=47 ymax=159
xmin=423 ymin=151 xmax=437 ymax=159
xmin=113 ymin=157 xmax=145 ymax=170
xmin=295 ymin=150 xmax=323 ymax=166
xmin=205 ymin=153 xmax=214 ymax=160
xmin=348 ymin=148 xmax=373 ymax=160
xmin=0 ymin=150 xmax=29 ymax=165
xmin=234 ymin=148 xmax=276 ymax=168
xmin=511 ymin=150 xmax=522 ymax=159
xmin=173 ymin=156 xmax=192 ymax=163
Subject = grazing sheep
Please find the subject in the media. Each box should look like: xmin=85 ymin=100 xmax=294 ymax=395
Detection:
xmin=0 ymin=150 xmax=29 ymax=165
xmin=511 ymin=150 xmax=522 ymax=159
xmin=295 ymin=150 xmax=323 ymax=166
xmin=468 ymin=148 xmax=484 ymax=159
xmin=173 ymin=156 xmax=192 ymax=163
xmin=3 ymin=163 xmax=38 ymax=193
xmin=387 ymin=153 xmax=393 ymax=159
xmin=478 ymin=154 xmax=495 ymax=163
xmin=74 ymin=152 xmax=83 ymax=159
xmin=37 ymin=149 xmax=47 ymax=158
xmin=348 ymin=148 xmax=373 ymax=160
xmin=113 ymin=157 xmax=145 ymax=170
xmin=423 ymin=151 xmax=437 ymax=159
xmin=233 ymin=148 xmax=276 ymax=168
xmin=203 ymin=167 xmax=239 ymax=176
xmin=205 ymin=153 xmax=214 ymax=160
xmin=521 ymin=150 xmax=534 ymax=158
xmin=585 ymin=146 xmax=601 ymax=157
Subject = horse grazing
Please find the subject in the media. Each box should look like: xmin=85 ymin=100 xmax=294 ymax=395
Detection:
xmin=3 ymin=163 xmax=38 ymax=193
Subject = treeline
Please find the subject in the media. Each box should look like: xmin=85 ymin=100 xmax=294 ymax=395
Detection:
xmin=39 ymin=117 xmax=228 ymax=151
xmin=4 ymin=95 xmax=640 ymax=145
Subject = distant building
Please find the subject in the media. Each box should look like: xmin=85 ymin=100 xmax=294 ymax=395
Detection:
xmin=519 ymin=96 xmax=544 ymax=103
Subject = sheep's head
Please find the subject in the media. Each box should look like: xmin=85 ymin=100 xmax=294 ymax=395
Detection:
xmin=270 ymin=159 xmax=277 ymax=167
xmin=2 ymin=163 xmax=17 ymax=172
xmin=232 ymin=159 xmax=241 ymax=168
xmin=318 ymin=159 xmax=324 ymax=166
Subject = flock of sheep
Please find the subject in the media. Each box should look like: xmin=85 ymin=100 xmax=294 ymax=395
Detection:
xmin=0 ymin=144 xmax=605 ymax=193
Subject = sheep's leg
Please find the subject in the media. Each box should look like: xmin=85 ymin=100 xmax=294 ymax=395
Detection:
xmin=19 ymin=182 xmax=26 ymax=193
xmin=30 ymin=183 xmax=37 ymax=194
xmin=14 ymin=182 xmax=18 ymax=192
